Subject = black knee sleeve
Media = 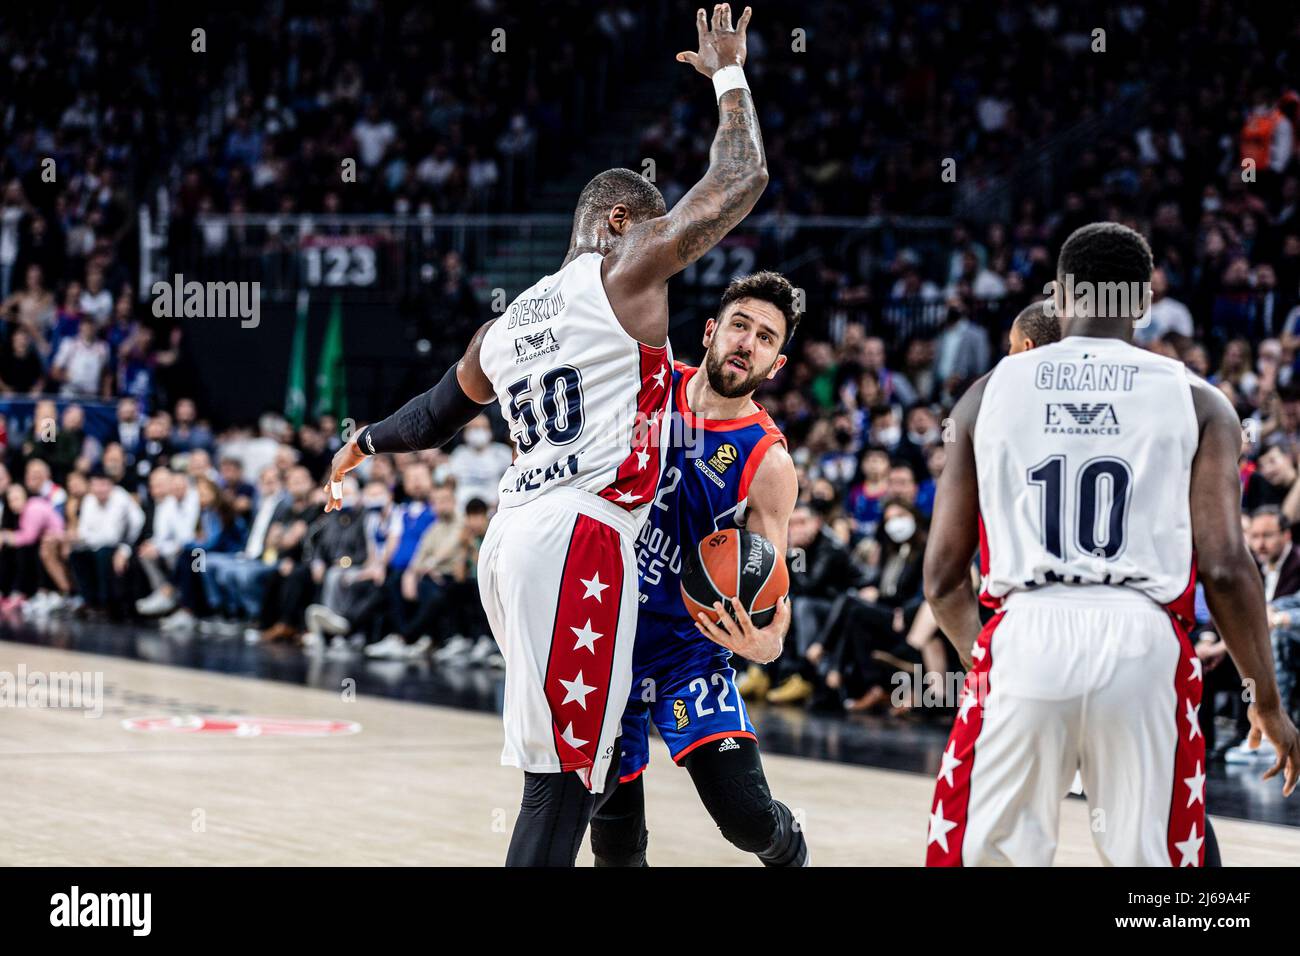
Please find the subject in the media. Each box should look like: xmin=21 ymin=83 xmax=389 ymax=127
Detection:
xmin=591 ymin=774 xmax=649 ymax=867
xmin=505 ymin=745 xmax=624 ymax=867
xmin=683 ymin=737 xmax=807 ymax=866
xmin=506 ymin=770 xmax=594 ymax=867
xmin=1204 ymin=816 xmax=1222 ymax=868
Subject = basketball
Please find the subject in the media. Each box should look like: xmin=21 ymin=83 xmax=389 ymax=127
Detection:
xmin=681 ymin=528 xmax=789 ymax=628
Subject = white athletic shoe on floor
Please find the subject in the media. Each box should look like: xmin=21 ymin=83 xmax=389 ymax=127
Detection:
xmin=468 ymin=635 xmax=499 ymax=666
xmin=365 ymin=634 xmax=410 ymax=659
xmin=325 ymin=635 xmax=355 ymax=660
xmin=136 ymin=589 xmax=179 ymax=617
xmin=1224 ymin=738 xmax=1277 ymax=764
xmin=405 ymin=635 xmax=434 ymax=659
xmin=433 ymin=634 xmax=474 ymax=664
xmin=159 ymin=609 xmax=197 ymax=633
xmin=305 ymin=604 xmax=350 ymax=637
xmin=23 ymin=591 xmax=57 ymax=619
xmin=243 ymin=627 xmax=262 ymax=645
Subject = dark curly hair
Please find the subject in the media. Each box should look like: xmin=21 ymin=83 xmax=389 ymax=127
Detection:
xmin=719 ymin=270 xmax=803 ymax=349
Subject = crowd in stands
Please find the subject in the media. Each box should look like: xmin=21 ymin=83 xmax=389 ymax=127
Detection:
xmin=3 ymin=0 xmax=1300 ymax=761
xmin=0 ymin=398 xmax=512 ymax=666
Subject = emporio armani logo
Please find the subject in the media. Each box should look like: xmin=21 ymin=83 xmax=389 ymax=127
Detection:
xmin=513 ymin=328 xmax=560 ymax=363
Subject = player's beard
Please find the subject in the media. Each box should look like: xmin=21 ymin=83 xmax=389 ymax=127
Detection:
xmin=704 ymin=345 xmax=769 ymax=398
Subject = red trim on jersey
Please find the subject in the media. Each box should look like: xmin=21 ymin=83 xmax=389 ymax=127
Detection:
xmin=618 ymin=766 xmax=647 ymax=785
xmin=674 ymin=364 xmax=775 ymax=432
xmin=1163 ymin=553 xmax=1198 ymax=632
xmin=671 ymin=730 xmax=758 ymax=763
xmin=1164 ymin=610 xmax=1207 ymax=867
xmin=976 ymin=512 xmax=1002 ymax=610
xmin=738 ymin=430 xmax=788 ymax=502
xmin=926 ymin=610 xmax=1003 ymax=867
xmin=597 ymin=343 xmax=671 ymax=511
xmin=543 ymin=513 xmax=625 ymax=788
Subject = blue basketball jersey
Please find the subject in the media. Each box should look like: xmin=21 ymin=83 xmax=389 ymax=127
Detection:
xmin=634 ymin=363 xmax=786 ymax=657
xmin=621 ymin=363 xmax=786 ymax=777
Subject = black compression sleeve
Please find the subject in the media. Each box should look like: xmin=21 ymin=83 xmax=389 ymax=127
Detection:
xmin=359 ymin=363 xmax=485 ymax=454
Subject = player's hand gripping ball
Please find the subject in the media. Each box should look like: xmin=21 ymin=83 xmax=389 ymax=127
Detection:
xmin=681 ymin=528 xmax=789 ymax=628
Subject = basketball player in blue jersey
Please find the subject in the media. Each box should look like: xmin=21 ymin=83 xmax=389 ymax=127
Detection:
xmin=590 ymin=272 xmax=808 ymax=866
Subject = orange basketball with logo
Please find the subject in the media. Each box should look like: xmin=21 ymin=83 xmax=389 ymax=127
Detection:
xmin=681 ymin=528 xmax=789 ymax=628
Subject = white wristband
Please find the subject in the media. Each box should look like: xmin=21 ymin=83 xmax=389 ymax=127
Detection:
xmin=712 ymin=65 xmax=749 ymax=102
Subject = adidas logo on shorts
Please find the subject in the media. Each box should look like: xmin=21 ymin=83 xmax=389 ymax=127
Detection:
xmin=718 ymin=737 xmax=740 ymax=752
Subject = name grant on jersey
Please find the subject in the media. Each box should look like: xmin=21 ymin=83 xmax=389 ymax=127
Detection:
xmin=1034 ymin=361 xmax=1138 ymax=391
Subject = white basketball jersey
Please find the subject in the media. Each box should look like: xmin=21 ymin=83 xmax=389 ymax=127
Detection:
xmin=479 ymin=252 xmax=672 ymax=521
xmin=973 ymin=335 xmax=1198 ymax=610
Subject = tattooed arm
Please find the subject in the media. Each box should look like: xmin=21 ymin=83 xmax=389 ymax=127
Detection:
xmin=603 ymin=4 xmax=767 ymax=344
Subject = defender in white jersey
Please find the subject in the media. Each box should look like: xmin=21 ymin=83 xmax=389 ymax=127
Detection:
xmin=923 ymin=223 xmax=1299 ymax=867
xmin=324 ymin=4 xmax=769 ymax=866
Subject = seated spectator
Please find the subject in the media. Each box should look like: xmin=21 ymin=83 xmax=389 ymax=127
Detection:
xmin=155 ymin=476 xmax=249 ymax=633
xmin=170 ymin=398 xmax=214 ymax=453
xmin=819 ymin=499 xmax=928 ymax=712
xmin=299 ymin=477 xmax=372 ymax=656
xmin=845 ymin=447 xmax=890 ymax=541
xmin=392 ymin=480 xmax=468 ymax=658
xmin=0 ymin=482 xmax=68 ymax=610
xmin=217 ymin=456 xmax=255 ymax=517
xmin=740 ymin=500 xmax=864 ymax=705
xmin=67 ymin=467 xmax=144 ymax=618
xmin=255 ymin=465 xmax=321 ymax=643
xmin=200 ymin=466 xmax=291 ymax=627
xmin=24 ymin=458 xmax=67 ymax=515
xmin=446 ymin=415 xmax=512 ymax=509
xmin=133 ymin=467 xmax=200 ymax=617
xmin=302 ymin=479 xmax=392 ymax=656
xmin=365 ymin=463 xmax=438 ymax=658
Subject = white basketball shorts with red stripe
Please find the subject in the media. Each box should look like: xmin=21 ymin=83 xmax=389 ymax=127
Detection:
xmin=477 ymin=485 xmax=640 ymax=794
xmin=926 ymin=584 xmax=1206 ymax=867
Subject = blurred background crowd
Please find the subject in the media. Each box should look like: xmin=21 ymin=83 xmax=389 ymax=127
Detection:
xmin=0 ymin=0 xmax=1299 ymax=763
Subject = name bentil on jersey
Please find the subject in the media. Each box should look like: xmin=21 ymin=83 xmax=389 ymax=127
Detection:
xmin=975 ymin=337 xmax=1198 ymax=609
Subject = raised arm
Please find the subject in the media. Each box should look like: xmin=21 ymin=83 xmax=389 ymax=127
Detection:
xmin=1189 ymin=377 xmax=1299 ymax=794
xmin=322 ymin=319 xmax=495 ymax=512
xmin=922 ymin=374 xmax=990 ymax=670
xmin=602 ymin=6 xmax=767 ymax=316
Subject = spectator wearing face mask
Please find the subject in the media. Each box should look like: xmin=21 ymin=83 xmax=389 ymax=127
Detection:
xmin=446 ymin=415 xmax=511 ymax=509
xmin=740 ymin=499 xmax=866 ymax=706
xmin=846 ymin=447 xmax=891 ymax=542
xmin=817 ymin=499 xmax=928 ymax=713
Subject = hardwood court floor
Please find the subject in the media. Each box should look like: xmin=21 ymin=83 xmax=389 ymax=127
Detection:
xmin=1 ymin=640 xmax=1295 ymax=866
